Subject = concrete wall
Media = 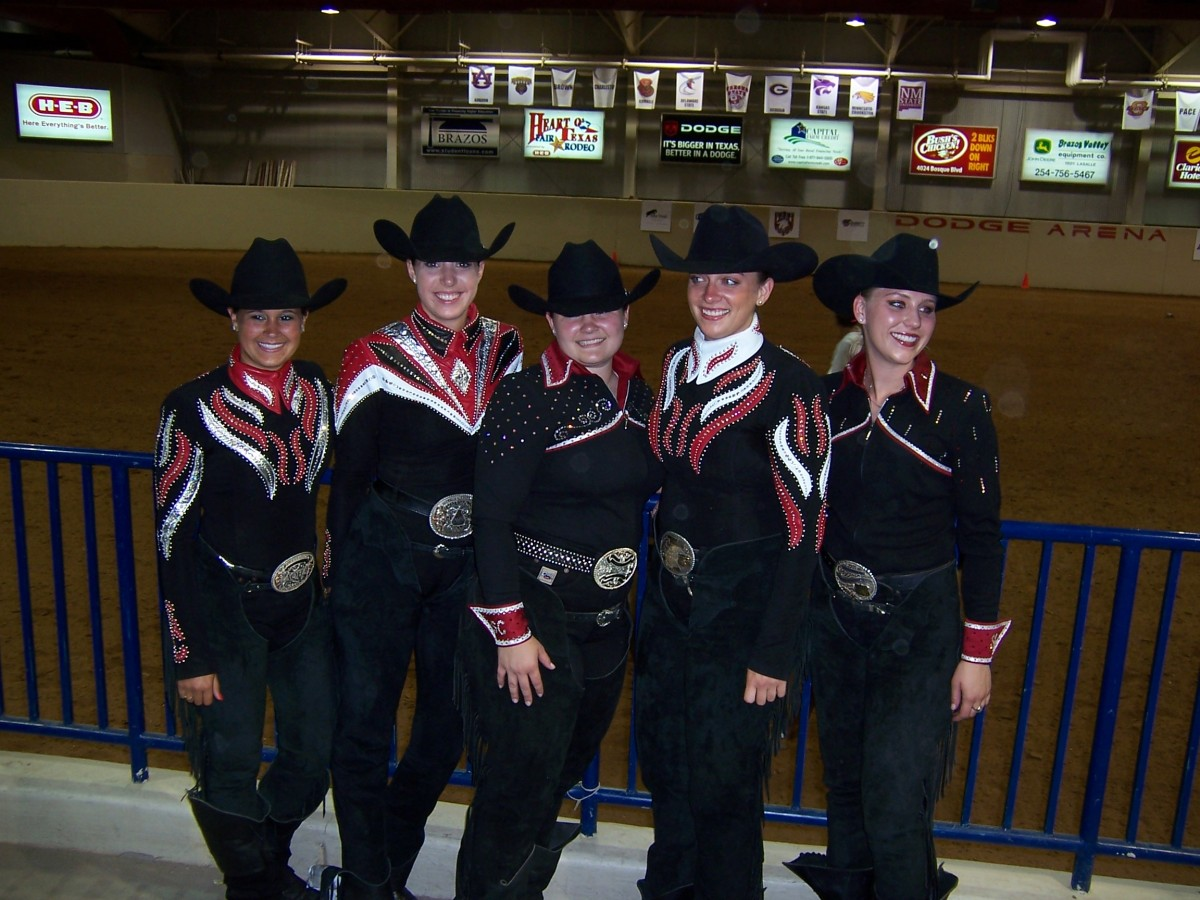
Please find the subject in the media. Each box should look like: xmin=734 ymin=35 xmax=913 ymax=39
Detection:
xmin=1 ymin=178 xmax=1196 ymax=296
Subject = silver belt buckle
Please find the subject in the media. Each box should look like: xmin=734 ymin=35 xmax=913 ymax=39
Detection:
xmin=595 ymin=603 xmax=623 ymax=627
xmin=659 ymin=531 xmax=695 ymax=578
xmin=593 ymin=547 xmax=637 ymax=590
xmin=833 ymin=559 xmax=879 ymax=603
xmin=271 ymin=551 xmax=315 ymax=593
xmin=429 ymin=493 xmax=473 ymax=540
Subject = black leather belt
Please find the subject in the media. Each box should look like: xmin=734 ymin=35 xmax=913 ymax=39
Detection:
xmin=563 ymin=602 xmax=626 ymax=627
xmin=821 ymin=551 xmax=953 ymax=608
xmin=200 ymin=536 xmax=315 ymax=594
xmin=374 ymin=480 xmax=433 ymax=516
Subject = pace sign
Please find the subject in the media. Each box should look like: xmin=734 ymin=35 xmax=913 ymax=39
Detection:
xmin=909 ymin=125 xmax=997 ymax=179
xmin=659 ymin=114 xmax=743 ymax=164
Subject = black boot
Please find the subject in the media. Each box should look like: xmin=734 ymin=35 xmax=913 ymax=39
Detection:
xmin=317 ymin=866 xmax=394 ymax=900
xmin=782 ymin=852 xmax=873 ymax=900
xmin=387 ymin=851 xmax=419 ymax=900
xmin=635 ymin=881 xmax=695 ymax=900
xmin=189 ymin=792 xmax=279 ymax=900
xmin=934 ymin=865 xmax=958 ymax=899
xmin=524 ymin=821 xmax=580 ymax=896
xmin=264 ymin=816 xmax=318 ymax=898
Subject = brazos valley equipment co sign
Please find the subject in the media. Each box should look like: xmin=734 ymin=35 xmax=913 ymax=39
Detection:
xmin=909 ymin=125 xmax=997 ymax=178
xmin=420 ymin=107 xmax=500 ymax=158
xmin=522 ymin=109 xmax=604 ymax=160
xmin=659 ymin=114 xmax=743 ymax=164
xmin=1020 ymin=129 xmax=1113 ymax=185
xmin=15 ymin=83 xmax=113 ymax=142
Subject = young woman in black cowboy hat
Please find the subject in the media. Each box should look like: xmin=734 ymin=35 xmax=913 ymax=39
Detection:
xmin=154 ymin=237 xmax=346 ymax=899
xmin=784 ymin=234 xmax=1010 ymax=900
xmin=455 ymin=240 xmax=662 ymax=899
xmin=637 ymin=205 xmax=830 ymax=900
xmin=321 ymin=196 xmax=523 ymax=900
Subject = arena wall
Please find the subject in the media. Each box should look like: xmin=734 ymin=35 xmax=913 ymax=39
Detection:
xmin=1 ymin=178 xmax=1196 ymax=296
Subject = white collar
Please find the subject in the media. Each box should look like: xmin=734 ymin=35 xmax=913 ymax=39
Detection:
xmin=686 ymin=316 xmax=764 ymax=384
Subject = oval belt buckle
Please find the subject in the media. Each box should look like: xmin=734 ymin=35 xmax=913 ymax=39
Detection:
xmin=658 ymin=531 xmax=695 ymax=579
xmin=593 ymin=547 xmax=637 ymax=590
xmin=429 ymin=493 xmax=473 ymax=540
xmin=271 ymin=551 xmax=315 ymax=593
xmin=833 ymin=559 xmax=878 ymax=603
xmin=595 ymin=604 xmax=623 ymax=627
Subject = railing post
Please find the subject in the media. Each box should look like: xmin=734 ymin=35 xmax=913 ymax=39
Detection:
xmin=110 ymin=466 xmax=150 ymax=783
xmin=1072 ymin=545 xmax=1142 ymax=891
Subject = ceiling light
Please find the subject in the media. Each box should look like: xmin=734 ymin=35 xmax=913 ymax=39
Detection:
xmin=1035 ymin=16 xmax=1057 ymax=27
xmin=845 ymin=15 xmax=866 ymax=27
xmin=320 ymin=5 xmax=340 ymax=14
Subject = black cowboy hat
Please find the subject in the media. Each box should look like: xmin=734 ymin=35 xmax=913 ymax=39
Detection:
xmin=648 ymin=204 xmax=818 ymax=283
xmin=189 ymin=237 xmax=347 ymax=315
xmin=813 ymin=233 xmax=978 ymax=318
xmin=508 ymin=240 xmax=660 ymax=317
xmin=374 ymin=194 xmax=515 ymax=263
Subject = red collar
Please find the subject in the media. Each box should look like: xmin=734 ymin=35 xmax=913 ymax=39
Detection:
xmin=409 ymin=303 xmax=480 ymax=356
xmin=228 ymin=346 xmax=294 ymax=414
xmin=841 ymin=351 xmax=936 ymax=413
xmin=539 ymin=341 xmax=642 ymax=396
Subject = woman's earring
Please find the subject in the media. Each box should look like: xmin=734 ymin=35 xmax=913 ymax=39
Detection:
xmin=232 ymin=323 xmax=238 ymax=332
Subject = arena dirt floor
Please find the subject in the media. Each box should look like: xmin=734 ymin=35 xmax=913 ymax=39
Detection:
xmin=1 ymin=246 xmax=1198 ymax=887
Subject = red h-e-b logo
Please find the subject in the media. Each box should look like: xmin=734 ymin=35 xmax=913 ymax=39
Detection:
xmin=30 ymin=94 xmax=102 ymax=118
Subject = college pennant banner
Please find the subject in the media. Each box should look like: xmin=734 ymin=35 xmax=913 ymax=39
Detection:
xmin=507 ymin=66 xmax=535 ymax=106
xmin=676 ymin=71 xmax=705 ymax=111
xmin=809 ymin=75 xmax=839 ymax=117
xmin=634 ymin=70 xmax=660 ymax=110
xmin=551 ymin=68 xmax=576 ymax=108
xmin=592 ymin=67 xmax=618 ymax=109
xmin=764 ymin=74 xmax=793 ymax=115
xmin=895 ymin=79 xmax=926 ymax=121
xmin=725 ymin=73 xmax=752 ymax=113
xmin=849 ymin=76 xmax=880 ymax=118
xmin=1122 ymin=89 xmax=1154 ymax=130
xmin=468 ymin=65 xmax=496 ymax=105
xmin=1176 ymin=91 xmax=1200 ymax=132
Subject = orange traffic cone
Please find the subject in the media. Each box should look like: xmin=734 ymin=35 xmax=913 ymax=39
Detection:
xmin=611 ymin=250 xmax=619 ymax=265
xmin=1020 ymin=272 xmax=1029 ymax=290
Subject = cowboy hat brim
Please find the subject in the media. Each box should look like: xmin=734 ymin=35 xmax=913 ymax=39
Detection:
xmin=649 ymin=234 xmax=817 ymax=283
xmin=508 ymin=268 xmax=661 ymax=318
xmin=189 ymin=276 xmax=347 ymax=316
xmin=813 ymin=254 xmax=976 ymax=318
xmin=374 ymin=218 xmax=515 ymax=263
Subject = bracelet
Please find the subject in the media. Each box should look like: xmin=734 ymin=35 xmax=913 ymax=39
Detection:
xmin=961 ymin=618 xmax=1012 ymax=664
xmin=469 ymin=602 xmax=532 ymax=647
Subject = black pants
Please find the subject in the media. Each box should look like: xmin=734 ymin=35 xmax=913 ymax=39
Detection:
xmin=634 ymin=535 xmax=787 ymax=900
xmin=809 ymin=564 xmax=960 ymax=900
xmin=187 ymin=550 xmax=335 ymax=825
xmin=330 ymin=489 xmax=472 ymax=887
xmin=456 ymin=566 xmax=630 ymax=898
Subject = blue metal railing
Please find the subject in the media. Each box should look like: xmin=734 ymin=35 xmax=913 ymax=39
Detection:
xmin=2 ymin=440 xmax=1198 ymax=891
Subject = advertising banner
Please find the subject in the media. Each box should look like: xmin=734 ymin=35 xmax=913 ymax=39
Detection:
xmin=660 ymin=114 xmax=743 ymax=164
xmin=909 ymin=125 xmax=998 ymax=178
xmin=523 ymin=109 xmax=604 ymax=160
xmin=1167 ymin=136 xmax=1200 ymax=189
xmin=767 ymin=119 xmax=853 ymax=171
xmin=420 ymin=107 xmax=500 ymax=158
xmin=1176 ymin=91 xmax=1200 ymax=132
xmin=15 ymin=83 xmax=113 ymax=142
xmin=1020 ymin=128 xmax=1112 ymax=184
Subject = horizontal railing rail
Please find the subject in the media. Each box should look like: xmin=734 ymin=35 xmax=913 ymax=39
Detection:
xmin=1 ymin=441 xmax=1197 ymax=891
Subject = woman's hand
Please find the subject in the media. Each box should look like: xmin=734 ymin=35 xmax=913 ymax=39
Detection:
xmin=950 ymin=660 xmax=992 ymax=722
xmin=497 ymin=638 xmax=555 ymax=707
xmin=744 ymin=669 xmax=787 ymax=706
xmin=177 ymin=674 xmax=222 ymax=707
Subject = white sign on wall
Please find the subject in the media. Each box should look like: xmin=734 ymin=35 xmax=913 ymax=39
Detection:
xmin=1020 ymin=129 xmax=1113 ymax=185
xmin=15 ymin=83 xmax=113 ymax=142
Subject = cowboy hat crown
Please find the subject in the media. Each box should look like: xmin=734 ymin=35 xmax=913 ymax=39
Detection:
xmin=649 ymin=204 xmax=818 ymax=283
xmin=190 ymin=237 xmax=346 ymax=315
xmin=509 ymin=240 xmax=660 ymax=317
xmin=813 ymin=233 xmax=977 ymax=317
xmin=374 ymin=194 xmax=515 ymax=263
